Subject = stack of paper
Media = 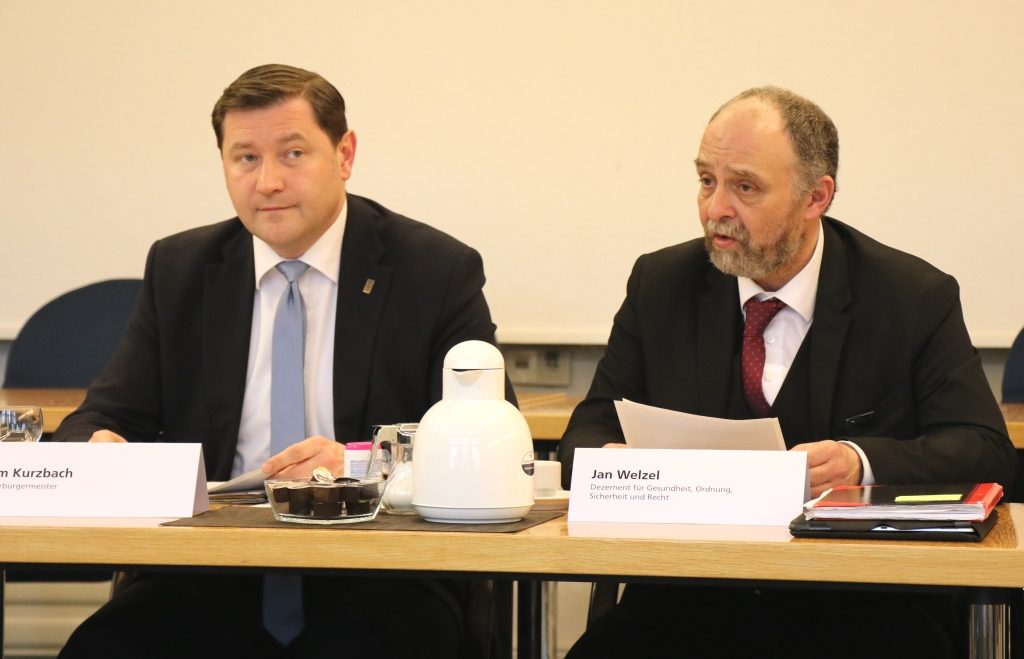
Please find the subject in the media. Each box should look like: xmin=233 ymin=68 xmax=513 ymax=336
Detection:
xmin=208 ymin=468 xmax=268 ymax=504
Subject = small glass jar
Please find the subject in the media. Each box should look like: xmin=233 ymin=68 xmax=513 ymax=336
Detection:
xmin=381 ymin=425 xmax=417 ymax=515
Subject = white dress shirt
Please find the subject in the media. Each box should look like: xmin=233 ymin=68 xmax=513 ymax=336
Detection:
xmin=737 ymin=221 xmax=874 ymax=484
xmin=232 ymin=203 xmax=348 ymax=477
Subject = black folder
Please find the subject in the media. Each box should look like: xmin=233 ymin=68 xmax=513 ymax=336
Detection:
xmin=789 ymin=508 xmax=998 ymax=542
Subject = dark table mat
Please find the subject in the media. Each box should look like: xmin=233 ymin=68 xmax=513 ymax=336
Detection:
xmin=162 ymin=505 xmax=563 ymax=533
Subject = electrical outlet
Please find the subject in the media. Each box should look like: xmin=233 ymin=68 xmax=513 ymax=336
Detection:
xmin=504 ymin=348 xmax=571 ymax=386
xmin=534 ymin=348 xmax=571 ymax=386
xmin=505 ymin=348 xmax=539 ymax=385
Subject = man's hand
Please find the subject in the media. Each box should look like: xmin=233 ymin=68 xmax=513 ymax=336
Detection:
xmin=790 ymin=440 xmax=863 ymax=498
xmin=262 ymin=436 xmax=344 ymax=479
xmin=602 ymin=443 xmax=629 ymax=449
xmin=88 ymin=430 xmax=128 ymax=443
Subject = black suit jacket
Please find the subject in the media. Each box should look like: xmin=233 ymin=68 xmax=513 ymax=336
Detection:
xmin=55 ymin=195 xmax=509 ymax=480
xmin=558 ymin=217 xmax=1015 ymax=491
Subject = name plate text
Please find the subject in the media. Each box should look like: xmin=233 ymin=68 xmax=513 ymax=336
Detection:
xmin=568 ymin=448 xmax=807 ymax=526
xmin=0 ymin=443 xmax=209 ymax=518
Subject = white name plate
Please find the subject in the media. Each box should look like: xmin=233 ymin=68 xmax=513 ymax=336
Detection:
xmin=568 ymin=448 xmax=807 ymax=526
xmin=0 ymin=443 xmax=209 ymax=518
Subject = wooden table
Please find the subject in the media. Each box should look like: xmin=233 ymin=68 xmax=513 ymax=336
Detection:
xmin=518 ymin=392 xmax=580 ymax=442
xmin=0 ymin=388 xmax=585 ymax=443
xmin=1 ymin=511 xmax=1021 ymax=590
xmin=0 ymin=389 xmax=84 ymax=434
xmin=1003 ymin=403 xmax=1024 ymax=447
xmin=5 ymin=388 xmax=1021 ymax=447
xmin=519 ymin=393 xmax=1024 ymax=450
xmin=0 ymin=389 xmax=581 ymax=441
xmin=2 ymin=509 xmax=1024 ymax=658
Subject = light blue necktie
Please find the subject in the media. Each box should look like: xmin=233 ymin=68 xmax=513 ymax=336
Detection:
xmin=270 ymin=260 xmax=309 ymax=454
xmin=263 ymin=260 xmax=309 ymax=646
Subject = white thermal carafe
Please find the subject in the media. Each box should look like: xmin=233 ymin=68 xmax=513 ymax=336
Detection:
xmin=412 ymin=340 xmax=534 ymax=523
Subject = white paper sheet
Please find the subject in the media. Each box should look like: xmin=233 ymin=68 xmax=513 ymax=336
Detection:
xmin=613 ymin=399 xmax=785 ymax=451
xmin=207 ymin=468 xmax=266 ymax=494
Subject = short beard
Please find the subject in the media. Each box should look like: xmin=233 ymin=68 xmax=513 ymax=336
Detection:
xmin=704 ymin=212 xmax=805 ymax=283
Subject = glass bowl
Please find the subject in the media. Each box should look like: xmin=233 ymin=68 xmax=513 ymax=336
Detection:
xmin=265 ymin=477 xmax=386 ymax=525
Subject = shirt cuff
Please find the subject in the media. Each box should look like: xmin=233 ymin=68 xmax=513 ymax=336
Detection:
xmin=838 ymin=440 xmax=875 ymax=485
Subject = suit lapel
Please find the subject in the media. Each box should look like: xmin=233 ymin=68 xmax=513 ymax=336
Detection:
xmin=697 ymin=268 xmax=741 ymax=417
xmin=203 ymin=225 xmax=255 ymax=475
xmin=332 ymin=196 xmax=393 ymax=438
xmin=807 ymin=220 xmax=852 ymax=439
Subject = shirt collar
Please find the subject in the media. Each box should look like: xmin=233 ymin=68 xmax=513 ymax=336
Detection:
xmin=252 ymin=198 xmax=347 ymax=289
xmin=737 ymin=220 xmax=824 ymax=323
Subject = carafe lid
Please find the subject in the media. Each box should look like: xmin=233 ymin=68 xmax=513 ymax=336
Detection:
xmin=442 ymin=341 xmax=505 ymax=400
xmin=443 ymin=340 xmax=505 ymax=370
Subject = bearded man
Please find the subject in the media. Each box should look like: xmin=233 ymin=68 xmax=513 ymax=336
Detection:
xmin=557 ymin=86 xmax=1014 ymax=659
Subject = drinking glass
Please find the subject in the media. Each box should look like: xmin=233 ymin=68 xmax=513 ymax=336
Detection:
xmin=0 ymin=406 xmax=44 ymax=442
xmin=368 ymin=424 xmax=398 ymax=479
xmin=382 ymin=424 xmax=417 ymax=515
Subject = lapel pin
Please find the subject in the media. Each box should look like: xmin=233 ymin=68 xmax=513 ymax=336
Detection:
xmin=362 ymin=278 xmax=376 ymax=295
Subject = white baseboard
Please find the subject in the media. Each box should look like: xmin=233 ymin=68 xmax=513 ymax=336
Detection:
xmin=3 ymin=581 xmax=110 ymax=658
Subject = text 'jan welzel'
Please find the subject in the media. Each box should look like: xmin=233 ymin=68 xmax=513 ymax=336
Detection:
xmin=588 ymin=468 xmax=733 ymax=501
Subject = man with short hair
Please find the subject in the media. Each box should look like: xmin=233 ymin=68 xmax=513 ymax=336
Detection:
xmin=55 ymin=64 xmax=507 ymax=659
xmin=559 ymin=86 xmax=1014 ymax=658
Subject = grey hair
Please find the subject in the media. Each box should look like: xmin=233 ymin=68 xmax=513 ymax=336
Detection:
xmin=712 ymin=86 xmax=839 ymax=203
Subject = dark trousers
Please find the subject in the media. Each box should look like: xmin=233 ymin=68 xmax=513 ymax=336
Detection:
xmin=566 ymin=583 xmax=963 ymax=659
xmin=58 ymin=573 xmax=462 ymax=659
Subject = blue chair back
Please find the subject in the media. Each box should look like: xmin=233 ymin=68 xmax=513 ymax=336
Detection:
xmin=1000 ymin=328 xmax=1024 ymax=502
xmin=1004 ymin=328 xmax=1024 ymax=403
xmin=3 ymin=279 xmax=142 ymax=584
xmin=4 ymin=279 xmax=142 ymax=388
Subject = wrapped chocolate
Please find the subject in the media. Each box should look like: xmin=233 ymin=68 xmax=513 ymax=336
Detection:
xmin=265 ymin=477 xmax=387 ymax=525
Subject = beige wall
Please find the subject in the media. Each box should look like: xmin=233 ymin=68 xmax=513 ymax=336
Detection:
xmin=1 ymin=1 xmax=1022 ymax=345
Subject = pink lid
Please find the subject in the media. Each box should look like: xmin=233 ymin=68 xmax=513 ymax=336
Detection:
xmin=346 ymin=441 xmax=372 ymax=450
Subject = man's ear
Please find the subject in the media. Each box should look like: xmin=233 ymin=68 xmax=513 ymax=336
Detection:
xmin=804 ymin=175 xmax=835 ymax=219
xmin=337 ymin=130 xmax=357 ymax=180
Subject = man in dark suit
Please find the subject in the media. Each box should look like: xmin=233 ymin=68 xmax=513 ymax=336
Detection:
xmin=54 ymin=64 xmax=506 ymax=659
xmin=559 ymin=87 xmax=1014 ymax=658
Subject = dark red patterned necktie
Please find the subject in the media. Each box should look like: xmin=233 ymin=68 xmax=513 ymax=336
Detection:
xmin=742 ymin=298 xmax=787 ymax=417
